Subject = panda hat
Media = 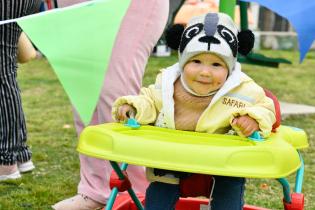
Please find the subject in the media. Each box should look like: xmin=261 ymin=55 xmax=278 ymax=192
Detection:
xmin=166 ymin=12 xmax=255 ymax=75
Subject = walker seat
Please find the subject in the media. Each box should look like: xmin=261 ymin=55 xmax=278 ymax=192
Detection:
xmin=77 ymin=123 xmax=308 ymax=210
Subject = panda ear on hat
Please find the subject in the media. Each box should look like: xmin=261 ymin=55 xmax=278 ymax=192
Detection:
xmin=237 ymin=29 xmax=255 ymax=55
xmin=165 ymin=24 xmax=185 ymax=50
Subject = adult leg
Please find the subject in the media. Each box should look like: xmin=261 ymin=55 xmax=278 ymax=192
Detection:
xmin=77 ymin=0 xmax=169 ymax=203
xmin=78 ymin=154 xmax=148 ymax=204
xmin=0 ymin=76 xmax=31 ymax=179
xmin=53 ymin=0 xmax=169 ymax=208
xmin=75 ymin=108 xmax=147 ymax=203
xmin=0 ymin=0 xmax=37 ymax=180
xmin=145 ymin=182 xmax=180 ymax=210
xmin=210 ymin=176 xmax=245 ymax=210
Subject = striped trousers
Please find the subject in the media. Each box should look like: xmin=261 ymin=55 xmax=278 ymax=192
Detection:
xmin=0 ymin=75 xmax=31 ymax=165
xmin=0 ymin=0 xmax=39 ymax=165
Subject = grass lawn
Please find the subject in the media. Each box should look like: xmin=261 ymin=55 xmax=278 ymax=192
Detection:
xmin=0 ymin=50 xmax=314 ymax=209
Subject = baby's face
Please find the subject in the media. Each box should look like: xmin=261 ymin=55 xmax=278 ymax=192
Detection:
xmin=183 ymin=53 xmax=228 ymax=95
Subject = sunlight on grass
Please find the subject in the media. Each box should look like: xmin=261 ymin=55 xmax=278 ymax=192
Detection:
xmin=0 ymin=50 xmax=314 ymax=209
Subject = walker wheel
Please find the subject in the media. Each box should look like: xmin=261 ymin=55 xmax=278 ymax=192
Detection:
xmin=283 ymin=193 xmax=304 ymax=210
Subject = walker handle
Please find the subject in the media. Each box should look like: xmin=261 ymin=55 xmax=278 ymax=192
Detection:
xmin=249 ymin=131 xmax=264 ymax=142
xmin=125 ymin=118 xmax=140 ymax=129
xmin=124 ymin=108 xmax=140 ymax=129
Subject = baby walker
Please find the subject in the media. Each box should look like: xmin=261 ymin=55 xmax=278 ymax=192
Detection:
xmin=77 ymin=94 xmax=308 ymax=210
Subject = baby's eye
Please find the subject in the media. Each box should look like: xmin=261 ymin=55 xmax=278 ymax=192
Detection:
xmin=212 ymin=62 xmax=222 ymax=67
xmin=191 ymin=59 xmax=201 ymax=64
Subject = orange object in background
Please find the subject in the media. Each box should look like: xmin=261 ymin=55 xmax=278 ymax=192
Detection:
xmin=174 ymin=0 xmax=254 ymax=27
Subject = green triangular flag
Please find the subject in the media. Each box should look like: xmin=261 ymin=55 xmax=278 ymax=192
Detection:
xmin=17 ymin=0 xmax=131 ymax=125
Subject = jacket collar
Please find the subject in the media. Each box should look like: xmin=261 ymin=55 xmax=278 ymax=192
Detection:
xmin=160 ymin=62 xmax=244 ymax=129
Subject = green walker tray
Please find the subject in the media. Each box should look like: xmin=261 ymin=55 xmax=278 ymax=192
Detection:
xmin=77 ymin=123 xmax=308 ymax=178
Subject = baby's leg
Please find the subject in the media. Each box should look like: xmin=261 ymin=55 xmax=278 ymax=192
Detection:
xmin=145 ymin=182 xmax=180 ymax=210
xmin=210 ymin=176 xmax=245 ymax=210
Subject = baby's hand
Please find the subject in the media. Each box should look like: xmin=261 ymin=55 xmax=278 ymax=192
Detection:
xmin=231 ymin=115 xmax=259 ymax=137
xmin=116 ymin=104 xmax=136 ymax=122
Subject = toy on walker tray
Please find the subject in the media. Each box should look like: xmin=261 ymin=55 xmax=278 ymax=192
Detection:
xmin=77 ymin=118 xmax=308 ymax=210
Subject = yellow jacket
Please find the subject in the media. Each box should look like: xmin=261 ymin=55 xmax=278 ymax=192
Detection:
xmin=112 ymin=62 xmax=276 ymax=184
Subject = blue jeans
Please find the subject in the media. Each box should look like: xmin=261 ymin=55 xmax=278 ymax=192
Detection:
xmin=145 ymin=176 xmax=245 ymax=210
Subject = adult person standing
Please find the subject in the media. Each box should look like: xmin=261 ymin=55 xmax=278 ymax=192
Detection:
xmin=0 ymin=0 xmax=40 ymax=181
xmin=52 ymin=0 xmax=169 ymax=209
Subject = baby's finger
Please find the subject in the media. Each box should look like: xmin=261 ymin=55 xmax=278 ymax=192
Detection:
xmin=116 ymin=112 xmax=123 ymax=122
xmin=232 ymin=117 xmax=241 ymax=126
xmin=122 ymin=111 xmax=129 ymax=121
xmin=232 ymin=118 xmax=237 ymax=125
xmin=117 ymin=107 xmax=127 ymax=121
xmin=242 ymin=126 xmax=254 ymax=137
xmin=233 ymin=118 xmax=246 ymax=129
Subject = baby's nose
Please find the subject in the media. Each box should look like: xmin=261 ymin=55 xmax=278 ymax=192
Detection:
xmin=200 ymin=66 xmax=213 ymax=76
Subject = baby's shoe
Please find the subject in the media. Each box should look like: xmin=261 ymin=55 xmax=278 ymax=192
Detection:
xmin=18 ymin=160 xmax=35 ymax=173
xmin=52 ymin=194 xmax=105 ymax=210
xmin=0 ymin=164 xmax=21 ymax=181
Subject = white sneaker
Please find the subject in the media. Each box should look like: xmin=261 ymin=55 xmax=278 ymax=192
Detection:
xmin=18 ymin=160 xmax=35 ymax=173
xmin=0 ymin=164 xmax=21 ymax=181
xmin=52 ymin=194 xmax=105 ymax=210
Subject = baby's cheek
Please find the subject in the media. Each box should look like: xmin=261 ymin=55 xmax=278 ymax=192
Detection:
xmin=214 ymin=81 xmax=223 ymax=87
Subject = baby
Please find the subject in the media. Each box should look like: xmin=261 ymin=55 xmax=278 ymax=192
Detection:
xmin=112 ymin=12 xmax=275 ymax=210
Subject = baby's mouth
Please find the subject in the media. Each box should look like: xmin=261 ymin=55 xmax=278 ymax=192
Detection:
xmin=196 ymin=79 xmax=212 ymax=84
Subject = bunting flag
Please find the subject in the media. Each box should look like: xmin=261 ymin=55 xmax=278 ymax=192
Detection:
xmin=241 ymin=0 xmax=315 ymax=62
xmin=0 ymin=0 xmax=131 ymax=125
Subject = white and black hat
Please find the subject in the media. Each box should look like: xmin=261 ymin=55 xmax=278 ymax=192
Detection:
xmin=166 ymin=12 xmax=255 ymax=75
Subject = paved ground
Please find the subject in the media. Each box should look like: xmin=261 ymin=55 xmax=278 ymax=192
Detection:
xmin=280 ymin=101 xmax=315 ymax=118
